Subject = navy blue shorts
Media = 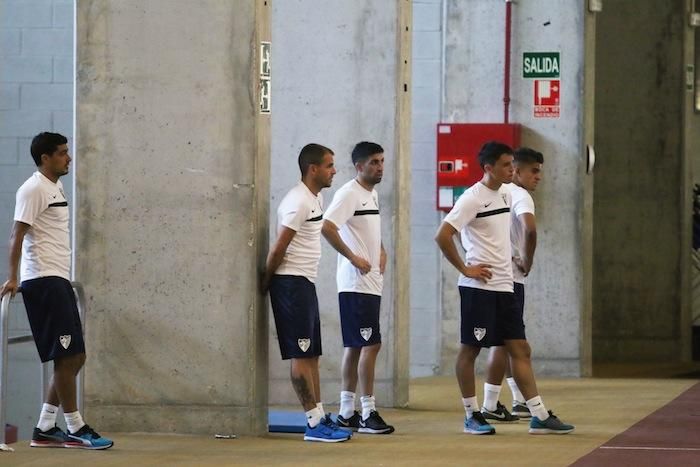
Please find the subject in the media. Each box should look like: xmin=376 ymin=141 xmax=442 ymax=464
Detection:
xmin=21 ymin=276 xmax=85 ymax=363
xmin=339 ymin=292 xmax=382 ymax=347
xmin=269 ymin=275 xmax=322 ymax=359
xmin=459 ymin=286 xmax=526 ymax=348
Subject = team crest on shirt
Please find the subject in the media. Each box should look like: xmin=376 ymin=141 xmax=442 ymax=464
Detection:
xmin=360 ymin=327 xmax=373 ymax=341
xmin=501 ymin=193 xmax=508 ymax=205
xmin=473 ymin=328 xmax=486 ymax=342
xmin=298 ymin=338 xmax=311 ymax=352
xmin=59 ymin=335 xmax=71 ymax=349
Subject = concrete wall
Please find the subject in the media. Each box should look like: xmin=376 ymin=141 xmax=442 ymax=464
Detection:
xmin=74 ymin=0 xmax=270 ymax=435
xmin=439 ymin=0 xmax=588 ymax=376
xmin=689 ymin=2 xmax=700 ymax=337
xmin=593 ymin=0 xmax=687 ymax=362
xmin=410 ymin=0 xmax=442 ymax=378
xmin=269 ymin=0 xmax=411 ymax=406
xmin=0 ymin=0 xmax=74 ymax=440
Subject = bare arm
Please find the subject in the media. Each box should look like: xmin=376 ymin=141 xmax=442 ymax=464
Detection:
xmin=260 ymin=226 xmax=297 ymax=294
xmin=515 ymin=213 xmax=537 ymax=276
xmin=321 ymin=219 xmax=371 ymax=274
xmin=1 ymin=221 xmax=31 ymax=298
xmin=434 ymin=221 xmax=492 ymax=282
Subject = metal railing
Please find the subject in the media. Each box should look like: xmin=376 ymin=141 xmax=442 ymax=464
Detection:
xmin=0 ymin=282 xmax=86 ymax=445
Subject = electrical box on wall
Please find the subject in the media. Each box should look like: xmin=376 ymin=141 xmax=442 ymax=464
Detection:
xmin=436 ymin=123 xmax=521 ymax=211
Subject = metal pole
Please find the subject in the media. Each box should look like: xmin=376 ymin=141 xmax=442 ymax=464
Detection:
xmin=41 ymin=363 xmax=50 ymax=406
xmin=72 ymin=282 xmax=86 ymax=414
xmin=503 ymin=0 xmax=513 ymax=124
xmin=1 ymin=294 xmax=11 ymax=445
xmin=0 ymin=283 xmax=86 ymax=446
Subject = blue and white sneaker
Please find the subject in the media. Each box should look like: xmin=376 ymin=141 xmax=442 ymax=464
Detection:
xmin=464 ymin=412 xmax=496 ymax=435
xmin=67 ymin=424 xmax=114 ymax=449
xmin=528 ymin=411 xmax=574 ymax=434
xmin=30 ymin=426 xmax=72 ymax=448
xmin=304 ymin=417 xmax=351 ymax=443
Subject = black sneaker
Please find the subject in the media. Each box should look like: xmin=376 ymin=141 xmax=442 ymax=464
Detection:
xmin=358 ymin=410 xmax=394 ymax=434
xmin=30 ymin=426 xmax=71 ymax=448
xmin=336 ymin=411 xmax=361 ymax=431
xmin=511 ymin=401 xmax=532 ymax=419
xmin=481 ymin=401 xmax=520 ymax=423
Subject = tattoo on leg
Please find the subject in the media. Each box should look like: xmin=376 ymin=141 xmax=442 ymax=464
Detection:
xmin=291 ymin=375 xmax=315 ymax=407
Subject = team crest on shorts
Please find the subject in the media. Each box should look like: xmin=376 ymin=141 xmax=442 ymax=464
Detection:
xmin=59 ymin=335 xmax=71 ymax=349
xmin=360 ymin=327 xmax=373 ymax=341
xmin=298 ymin=338 xmax=311 ymax=352
xmin=473 ymin=328 xmax=486 ymax=342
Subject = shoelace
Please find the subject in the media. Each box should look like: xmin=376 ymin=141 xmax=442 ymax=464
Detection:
xmin=79 ymin=425 xmax=101 ymax=439
xmin=322 ymin=414 xmax=341 ymax=430
xmin=369 ymin=411 xmax=387 ymax=425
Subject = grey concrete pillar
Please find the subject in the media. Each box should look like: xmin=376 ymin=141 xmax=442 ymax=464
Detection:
xmin=268 ymin=0 xmax=411 ymax=407
xmin=75 ymin=0 xmax=270 ymax=435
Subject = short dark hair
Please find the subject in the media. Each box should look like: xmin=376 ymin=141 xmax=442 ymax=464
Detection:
xmin=298 ymin=143 xmax=334 ymax=176
xmin=514 ymin=147 xmax=544 ymax=165
xmin=351 ymin=141 xmax=384 ymax=165
xmin=30 ymin=132 xmax=68 ymax=166
xmin=477 ymin=141 xmax=513 ymax=168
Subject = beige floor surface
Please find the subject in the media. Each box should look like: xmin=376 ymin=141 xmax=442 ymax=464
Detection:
xmin=3 ymin=375 xmax=697 ymax=467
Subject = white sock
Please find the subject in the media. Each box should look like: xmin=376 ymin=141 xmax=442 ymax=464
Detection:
xmin=36 ymin=403 xmax=58 ymax=432
xmin=316 ymin=402 xmax=325 ymax=416
xmin=360 ymin=395 xmax=376 ymax=420
xmin=526 ymin=396 xmax=549 ymax=421
xmin=64 ymin=411 xmax=85 ymax=434
xmin=462 ymin=396 xmax=478 ymax=418
xmin=306 ymin=407 xmax=323 ymax=428
xmin=339 ymin=391 xmax=356 ymax=418
xmin=482 ymin=383 xmax=501 ymax=411
xmin=507 ymin=377 xmax=525 ymax=403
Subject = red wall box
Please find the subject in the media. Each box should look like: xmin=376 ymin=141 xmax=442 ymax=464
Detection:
xmin=436 ymin=123 xmax=521 ymax=212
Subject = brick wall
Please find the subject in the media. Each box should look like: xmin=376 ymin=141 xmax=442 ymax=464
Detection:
xmin=0 ymin=0 xmax=74 ymax=280
xmin=0 ymin=0 xmax=74 ymax=441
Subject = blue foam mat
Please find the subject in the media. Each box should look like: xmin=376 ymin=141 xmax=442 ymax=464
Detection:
xmin=268 ymin=410 xmax=307 ymax=433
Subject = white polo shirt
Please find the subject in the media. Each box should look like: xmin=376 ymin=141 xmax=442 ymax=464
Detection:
xmin=324 ymin=179 xmax=382 ymax=296
xmin=14 ymin=172 xmax=71 ymax=281
xmin=275 ymin=181 xmax=324 ymax=282
xmin=443 ymin=182 xmax=513 ymax=292
xmin=508 ymin=184 xmax=535 ymax=284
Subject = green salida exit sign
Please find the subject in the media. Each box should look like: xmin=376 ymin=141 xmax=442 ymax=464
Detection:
xmin=523 ymin=52 xmax=560 ymax=78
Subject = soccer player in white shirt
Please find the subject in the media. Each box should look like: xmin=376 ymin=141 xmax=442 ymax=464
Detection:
xmin=322 ymin=142 xmax=394 ymax=434
xmin=481 ymin=147 xmax=543 ymax=422
xmin=435 ymin=141 xmax=573 ymax=435
xmin=1 ymin=132 xmax=113 ymax=449
xmin=261 ymin=143 xmax=350 ymax=442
